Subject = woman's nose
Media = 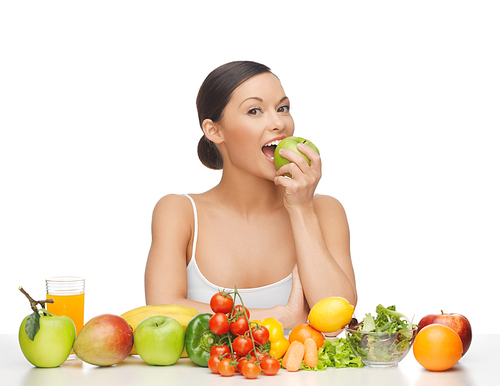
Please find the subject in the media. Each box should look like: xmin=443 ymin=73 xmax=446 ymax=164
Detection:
xmin=267 ymin=112 xmax=285 ymax=131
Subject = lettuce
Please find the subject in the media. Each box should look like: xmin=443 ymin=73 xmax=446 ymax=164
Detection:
xmin=300 ymin=337 xmax=364 ymax=371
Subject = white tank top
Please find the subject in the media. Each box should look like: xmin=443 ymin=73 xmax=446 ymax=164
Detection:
xmin=185 ymin=194 xmax=293 ymax=308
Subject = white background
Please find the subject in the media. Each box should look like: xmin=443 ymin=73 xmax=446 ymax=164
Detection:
xmin=2 ymin=1 xmax=499 ymax=335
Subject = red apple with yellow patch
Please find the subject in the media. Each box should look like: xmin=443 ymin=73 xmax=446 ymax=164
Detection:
xmin=417 ymin=311 xmax=472 ymax=356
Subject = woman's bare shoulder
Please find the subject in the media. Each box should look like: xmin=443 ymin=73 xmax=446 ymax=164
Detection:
xmin=151 ymin=194 xmax=195 ymax=228
xmin=313 ymin=194 xmax=347 ymax=215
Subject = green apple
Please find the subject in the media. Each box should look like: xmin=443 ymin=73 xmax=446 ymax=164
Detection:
xmin=19 ymin=310 xmax=76 ymax=368
xmin=274 ymin=136 xmax=320 ymax=174
xmin=134 ymin=315 xmax=185 ymax=366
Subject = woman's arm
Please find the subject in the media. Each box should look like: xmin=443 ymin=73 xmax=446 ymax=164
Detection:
xmin=275 ymin=143 xmax=357 ymax=309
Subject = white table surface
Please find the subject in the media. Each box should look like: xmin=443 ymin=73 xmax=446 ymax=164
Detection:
xmin=1 ymin=334 xmax=496 ymax=386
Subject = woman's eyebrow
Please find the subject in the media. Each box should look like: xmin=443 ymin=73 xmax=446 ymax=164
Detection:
xmin=239 ymin=96 xmax=288 ymax=107
xmin=239 ymin=97 xmax=263 ymax=106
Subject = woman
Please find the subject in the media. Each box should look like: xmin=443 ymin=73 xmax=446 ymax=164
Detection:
xmin=145 ymin=61 xmax=356 ymax=329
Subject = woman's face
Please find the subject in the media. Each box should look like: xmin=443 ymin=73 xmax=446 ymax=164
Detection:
xmin=215 ymin=72 xmax=295 ymax=178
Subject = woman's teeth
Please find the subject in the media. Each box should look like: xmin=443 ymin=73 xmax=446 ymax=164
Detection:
xmin=262 ymin=140 xmax=281 ymax=160
xmin=264 ymin=140 xmax=281 ymax=147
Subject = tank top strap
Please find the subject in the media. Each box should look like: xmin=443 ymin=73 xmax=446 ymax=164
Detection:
xmin=184 ymin=194 xmax=198 ymax=263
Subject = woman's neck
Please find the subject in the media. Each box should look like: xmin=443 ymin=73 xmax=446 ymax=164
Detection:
xmin=211 ymin=169 xmax=284 ymax=216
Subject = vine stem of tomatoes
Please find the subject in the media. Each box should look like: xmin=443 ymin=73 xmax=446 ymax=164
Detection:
xmin=213 ymin=286 xmax=264 ymax=368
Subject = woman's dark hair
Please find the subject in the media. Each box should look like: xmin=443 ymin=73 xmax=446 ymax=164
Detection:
xmin=196 ymin=61 xmax=271 ymax=169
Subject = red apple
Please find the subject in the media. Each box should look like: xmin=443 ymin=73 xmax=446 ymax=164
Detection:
xmin=417 ymin=311 xmax=472 ymax=356
xmin=73 ymin=314 xmax=134 ymax=366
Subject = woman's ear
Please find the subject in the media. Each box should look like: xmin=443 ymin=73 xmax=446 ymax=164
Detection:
xmin=202 ymin=119 xmax=224 ymax=144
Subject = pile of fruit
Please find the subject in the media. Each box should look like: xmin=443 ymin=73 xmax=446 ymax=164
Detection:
xmin=17 ymin=286 xmax=472 ymax=374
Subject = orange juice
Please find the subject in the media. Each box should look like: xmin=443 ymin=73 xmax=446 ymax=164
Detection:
xmin=46 ymin=293 xmax=85 ymax=335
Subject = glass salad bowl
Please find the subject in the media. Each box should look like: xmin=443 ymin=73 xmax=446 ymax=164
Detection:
xmin=345 ymin=326 xmax=418 ymax=367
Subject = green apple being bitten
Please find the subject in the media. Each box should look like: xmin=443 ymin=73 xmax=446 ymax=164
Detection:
xmin=134 ymin=315 xmax=185 ymax=366
xmin=274 ymin=136 xmax=320 ymax=175
xmin=19 ymin=311 xmax=76 ymax=368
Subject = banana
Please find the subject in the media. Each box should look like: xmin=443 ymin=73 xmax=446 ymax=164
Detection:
xmin=120 ymin=304 xmax=199 ymax=357
xmin=121 ymin=304 xmax=198 ymax=320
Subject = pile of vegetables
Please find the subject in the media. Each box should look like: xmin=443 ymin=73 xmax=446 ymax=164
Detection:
xmin=185 ymin=287 xmax=281 ymax=379
xmin=186 ymin=287 xmax=365 ymax=378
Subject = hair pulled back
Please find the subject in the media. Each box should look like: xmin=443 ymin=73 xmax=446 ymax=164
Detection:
xmin=196 ymin=61 xmax=271 ymax=169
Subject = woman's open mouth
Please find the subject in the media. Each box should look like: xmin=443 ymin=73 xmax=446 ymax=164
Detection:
xmin=261 ymin=139 xmax=281 ymax=162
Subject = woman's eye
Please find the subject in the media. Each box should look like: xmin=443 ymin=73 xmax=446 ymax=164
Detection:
xmin=248 ymin=108 xmax=261 ymax=115
xmin=278 ymin=105 xmax=290 ymax=113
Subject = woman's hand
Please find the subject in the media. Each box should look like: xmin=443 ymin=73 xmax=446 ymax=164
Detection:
xmin=274 ymin=143 xmax=321 ymax=209
xmin=278 ymin=265 xmax=309 ymax=330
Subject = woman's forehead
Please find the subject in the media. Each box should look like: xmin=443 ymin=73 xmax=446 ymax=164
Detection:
xmin=229 ymin=72 xmax=285 ymax=104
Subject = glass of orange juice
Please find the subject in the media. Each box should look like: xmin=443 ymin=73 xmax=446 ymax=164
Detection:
xmin=45 ymin=276 xmax=85 ymax=338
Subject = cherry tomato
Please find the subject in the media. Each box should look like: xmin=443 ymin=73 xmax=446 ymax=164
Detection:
xmin=231 ymin=304 xmax=250 ymax=319
xmin=210 ymin=292 xmax=234 ymax=314
xmin=210 ymin=344 xmax=230 ymax=358
xmin=252 ymin=325 xmax=269 ymax=345
xmin=208 ymin=355 xmax=221 ymax=374
xmin=230 ymin=315 xmax=249 ymax=336
xmin=218 ymin=358 xmax=236 ymax=377
xmin=237 ymin=357 xmax=248 ymax=373
xmin=260 ymin=356 xmax=280 ymax=375
xmin=209 ymin=312 xmax=229 ymax=335
xmin=233 ymin=336 xmax=253 ymax=356
xmin=241 ymin=360 xmax=261 ymax=379
xmin=251 ymin=348 xmax=268 ymax=361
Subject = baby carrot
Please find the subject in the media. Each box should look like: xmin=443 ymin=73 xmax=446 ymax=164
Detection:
xmin=303 ymin=338 xmax=319 ymax=368
xmin=284 ymin=340 xmax=306 ymax=372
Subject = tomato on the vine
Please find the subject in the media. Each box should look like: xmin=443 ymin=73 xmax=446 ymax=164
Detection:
xmin=232 ymin=336 xmax=253 ymax=356
xmin=237 ymin=357 xmax=248 ymax=373
xmin=260 ymin=356 xmax=280 ymax=375
xmin=209 ymin=312 xmax=229 ymax=335
xmin=210 ymin=291 xmax=233 ymax=314
xmin=241 ymin=360 xmax=261 ymax=379
xmin=231 ymin=304 xmax=249 ymax=319
xmin=208 ymin=355 xmax=221 ymax=374
xmin=218 ymin=358 xmax=236 ymax=377
xmin=251 ymin=325 xmax=269 ymax=345
xmin=210 ymin=344 xmax=230 ymax=358
xmin=251 ymin=348 xmax=268 ymax=361
xmin=230 ymin=315 xmax=249 ymax=336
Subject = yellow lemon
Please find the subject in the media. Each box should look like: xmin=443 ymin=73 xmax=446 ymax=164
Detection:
xmin=308 ymin=297 xmax=355 ymax=333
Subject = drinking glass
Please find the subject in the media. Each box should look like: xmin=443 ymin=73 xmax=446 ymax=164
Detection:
xmin=46 ymin=276 xmax=85 ymax=335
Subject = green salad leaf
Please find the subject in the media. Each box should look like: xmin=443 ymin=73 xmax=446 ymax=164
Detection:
xmin=300 ymin=337 xmax=364 ymax=371
xmin=348 ymin=304 xmax=417 ymax=363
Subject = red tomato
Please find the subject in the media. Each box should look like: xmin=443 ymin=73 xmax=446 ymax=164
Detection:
xmin=230 ymin=315 xmax=249 ymax=336
xmin=251 ymin=348 xmax=268 ymax=361
xmin=208 ymin=355 xmax=221 ymax=374
xmin=209 ymin=313 xmax=229 ymax=335
xmin=260 ymin=356 xmax=280 ymax=375
xmin=232 ymin=336 xmax=253 ymax=356
xmin=218 ymin=358 xmax=236 ymax=377
xmin=237 ymin=357 xmax=248 ymax=373
xmin=231 ymin=305 xmax=250 ymax=319
xmin=210 ymin=344 xmax=230 ymax=358
xmin=241 ymin=361 xmax=261 ymax=379
xmin=252 ymin=326 xmax=269 ymax=345
xmin=210 ymin=292 xmax=233 ymax=314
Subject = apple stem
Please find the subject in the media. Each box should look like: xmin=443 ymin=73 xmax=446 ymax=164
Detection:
xmin=18 ymin=286 xmax=54 ymax=313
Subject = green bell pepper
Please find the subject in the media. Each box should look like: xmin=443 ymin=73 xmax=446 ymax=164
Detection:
xmin=185 ymin=313 xmax=221 ymax=367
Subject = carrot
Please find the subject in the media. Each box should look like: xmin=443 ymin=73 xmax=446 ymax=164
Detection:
xmin=284 ymin=340 xmax=306 ymax=372
xmin=303 ymin=338 xmax=319 ymax=368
